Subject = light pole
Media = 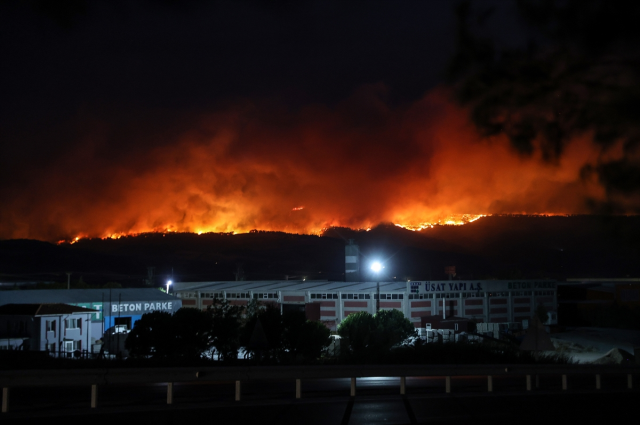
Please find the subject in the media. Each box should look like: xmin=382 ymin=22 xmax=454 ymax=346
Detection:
xmin=166 ymin=280 xmax=172 ymax=294
xmin=371 ymin=262 xmax=383 ymax=313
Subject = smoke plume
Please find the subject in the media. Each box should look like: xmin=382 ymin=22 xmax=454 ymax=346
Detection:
xmin=0 ymin=86 xmax=615 ymax=241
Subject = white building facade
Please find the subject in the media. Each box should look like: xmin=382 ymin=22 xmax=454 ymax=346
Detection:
xmin=174 ymin=279 xmax=558 ymax=330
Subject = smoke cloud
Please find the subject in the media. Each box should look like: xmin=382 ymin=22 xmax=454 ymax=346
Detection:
xmin=0 ymin=86 xmax=615 ymax=241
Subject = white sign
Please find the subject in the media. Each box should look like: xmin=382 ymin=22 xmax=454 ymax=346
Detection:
xmin=111 ymin=302 xmax=173 ymax=313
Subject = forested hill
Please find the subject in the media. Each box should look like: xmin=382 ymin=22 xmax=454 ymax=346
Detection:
xmin=1 ymin=215 xmax=639 ymax=287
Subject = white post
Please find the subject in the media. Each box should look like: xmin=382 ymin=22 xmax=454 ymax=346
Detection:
xmin=296 ymin=379 xmax=301 ymax=399
xmin=562 ymin=375 xmax=567 ymax=390
xmin=235 ymin=380 xmax=241 ymax=401
xmin=442 ymin=298 xmax=446 ymax=319
xmin=526 ymin=375 xmax=532 ymax=391
xmin=2 ymin=388 xmax=8 ymax=413
xmin=400 ymin=376 xmax=406 ymax=395
xmin=445 ymin=376 xmax=451 ymax=393
xmin=91 ymin=384 xmax=98 ymax=408
xmin=350 ymin=377 xmax=356 ymax=397
xmin=595 ymin=374 xmax=601 ymax=390
xmin=628 ymin=374 xmax=633 ymax=390
xmin=487 ymin=375 xmax=493 ymax=392
xmin=167 ymin=382 xmax=173 ymax=404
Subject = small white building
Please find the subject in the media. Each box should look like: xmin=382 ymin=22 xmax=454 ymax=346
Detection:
xmin=0 ymin=303 xmax=96 ymax=356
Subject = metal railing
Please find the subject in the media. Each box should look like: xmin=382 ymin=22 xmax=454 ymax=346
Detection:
xmin=1 ymin=363 xmax=638 ymax=413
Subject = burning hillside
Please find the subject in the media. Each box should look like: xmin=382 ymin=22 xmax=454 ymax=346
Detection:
xmin=1 ymin=87 xmax=621 ymax=242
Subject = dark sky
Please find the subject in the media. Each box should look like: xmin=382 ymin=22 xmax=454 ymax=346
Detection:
xmin=3 ymin=1 xmax=456 ymax=116
xmin=2 ymin=1 xmax=607 ymax=242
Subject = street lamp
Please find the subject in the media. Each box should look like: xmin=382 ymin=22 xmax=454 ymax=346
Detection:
xmin=166 ymin=280 xmax=172 ymax=294
xmin=371 ymin=262 xmax=382 ymax=273
xmin=371 ymin=262 xmax=383 ymax=312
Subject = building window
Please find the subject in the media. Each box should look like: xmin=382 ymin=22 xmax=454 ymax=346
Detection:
xmin=65 ymin=319 xmax=79 ymax=329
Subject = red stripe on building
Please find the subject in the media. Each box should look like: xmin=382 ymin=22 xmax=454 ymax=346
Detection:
xmin=411 ymin=311 xmax=431 ymax=317
xmin=465 ymin=308 xmax=483 ymax=315
xmin=411 ymin=301 xmax=431 ymax=308
xmin=344 ymin=301 xmax=368 ymax=308
xmin=490 ymin=298 xmax=507 ymax=305
xmin=490 ymin=317 xmax=508 ymax=323
xmin=380 ymin=302 xmax=401 ymax=308
xmin=182 ymin=299 xmax=196 ymax=306
xmin=490 ymin=307 xmax=507 ymax=314
xmin=318 ymin=301 xmax=335 ymax=307
xmin=202 ymin=299 xmax=212 ymax=306
xmin=283 ymin=295 xmax=305 ymax=302
xmin=514 ymin=306 xmax=531 ymax=313
xmin=320 ymin=310 xmax=336 ymax=317
xmin=229 ymin=300 xmax=248 ymax=306
xmin=465 ymin=299 xmax=483 ymax=305
xmin=344 ymin=311 xmax=366 ymax=316
xmin=514 ymin=298 xmax=530 ymax=304
xmin=536 ymin=297 xmax=554 ymax=303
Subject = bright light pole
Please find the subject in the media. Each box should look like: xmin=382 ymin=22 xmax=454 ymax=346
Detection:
xmin=166 ymin=280 xmax=172 ymax=294
xmin=371 ymin=262 xmax=383 ymax=312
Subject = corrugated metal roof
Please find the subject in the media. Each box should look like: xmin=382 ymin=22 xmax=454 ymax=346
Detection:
xmin=175 ymin=280 xmax=408 ymax=292
xmin=0 ymin=303 xmax=97 ymax=316
xmin=0 ymin=288 xmax=179 ymax=305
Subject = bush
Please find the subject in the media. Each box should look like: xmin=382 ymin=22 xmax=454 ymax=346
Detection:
xmin=337 ymin=312 xmax=376 ymax=356
xmin=372 ymin=309 xmax=416 ymax=351
xmin=337 ymin=310 xmax=416 ymax=359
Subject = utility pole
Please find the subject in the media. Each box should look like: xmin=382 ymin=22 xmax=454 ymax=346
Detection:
xmin=66 ymin=272 xmax=72 ymax=290
xmin=145 ymin=267 xmax=155 ymax=287
xmin=234 ymin=263 xmax=244 ymax=281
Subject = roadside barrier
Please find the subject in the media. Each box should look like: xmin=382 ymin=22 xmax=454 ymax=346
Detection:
xmin=1 ymin=363 xmax=637 ymax=413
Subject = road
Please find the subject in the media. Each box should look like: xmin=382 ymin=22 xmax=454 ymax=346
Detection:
xmin=3 ymin=374 xmax=637 ymax=424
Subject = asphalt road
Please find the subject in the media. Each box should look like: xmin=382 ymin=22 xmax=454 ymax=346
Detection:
xmin=3 ymin=375 xmax=637 ymax=424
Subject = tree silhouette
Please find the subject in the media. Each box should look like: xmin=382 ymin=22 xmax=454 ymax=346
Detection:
xmin=337 ymin=312 xmax=376 ymax=356
xmin=125 ymin=311 xmax=173 ymax=358
xmin=372 ymin=309 xmax=416 ymax=351
xmin=207 ymin=299 xmax=243 ymax=361
xmin=172 ymin=308 xmax=210 ymax=359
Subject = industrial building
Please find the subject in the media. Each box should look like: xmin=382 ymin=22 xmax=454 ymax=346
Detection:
xmin=173 ymin=278 xmax=558 ymax=330
xmin=0 ymin=289 xmax=182 ymax=353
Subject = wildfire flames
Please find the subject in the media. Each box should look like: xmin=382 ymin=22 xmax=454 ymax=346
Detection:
xmin=2 ymin=86 xmax=620 ymax=243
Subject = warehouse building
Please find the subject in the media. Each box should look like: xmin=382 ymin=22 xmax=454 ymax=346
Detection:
xmin=0 ymin=289 xmax=182 ymax=350
xmin=173 ymin=279 xmax=558 ymax=330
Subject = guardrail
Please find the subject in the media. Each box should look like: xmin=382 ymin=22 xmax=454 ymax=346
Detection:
xmin=1 ymin=363 xmax=638 ymax=413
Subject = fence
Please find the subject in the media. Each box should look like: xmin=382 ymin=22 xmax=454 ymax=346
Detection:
xmin=1 ymin=363 xmax=638 ymax=413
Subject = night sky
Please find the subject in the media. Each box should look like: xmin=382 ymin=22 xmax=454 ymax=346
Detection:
xmin=1 ymin=0 xmax=638 ymax=242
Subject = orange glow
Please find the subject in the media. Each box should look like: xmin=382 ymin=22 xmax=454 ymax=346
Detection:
xmin=4 ymin=86 xmax=632 ymax=243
